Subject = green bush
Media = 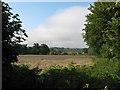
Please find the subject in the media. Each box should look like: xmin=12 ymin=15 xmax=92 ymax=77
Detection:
xmin=61 ymin=52 xmax=68 ymax=55
xmin=39 ymin=58 xmax=120 ymax=89
xmin=3 ymin=58 xmax=120 ymax=89
xmin=39 ymin=64 xmax=90 ymax=89
xmin=69 ymin=53 xmax=77 ymax=55
xmin=3 ymin=64 xmax=42 ymax=88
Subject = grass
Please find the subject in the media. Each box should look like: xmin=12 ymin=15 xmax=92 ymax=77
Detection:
xmin=17 ymin=55 xmax=94 ymax=69
xmin=38 ymin=57 xmax=120 ymax=89
xmin=3 ymin=55 xmax=120 ymax=89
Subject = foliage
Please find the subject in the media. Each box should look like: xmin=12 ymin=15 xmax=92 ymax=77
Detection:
xmin=49 ymin=47 xmax=82 ymax=55
xmin=81 ymin=58 xmax=120 ymax=88
xmin=39 ymin=58 xmax=120 ymax=89
xmin=83 ymin=1 xmax=120 ymax=59
xmin=82 ymin=48 xmax=88 ymax=54
xmin=2 ymin=2 xmax=28 ymax=66
xmin=2 ymin=1 xmax=120 ymax=89
xmin=31 ymin=43 xmax=41 ymax=54
xmin=3 ymin=64 xmax=42 ymax=88
xmin=88 ymin=47 xmax=97 ymax=55
xmin=16 ymin=45 xmax=83 ymax=55
xmin=61 ymin=52 xmax=68 ymax=55
xmin=17 ymin=43 xmax=50 ymax=55
xmin=69 ymin=53 xmax=77 ymax=55
xmin=40 ymin=44 xmax=50 ymax=55
xmin=3 ymin=58 xmax=120 ymax=89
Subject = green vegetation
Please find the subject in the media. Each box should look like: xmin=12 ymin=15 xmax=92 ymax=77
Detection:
xmin=82 ymin=48 xmax=88 ymax=54
xmin=83 ymin=1 xmax=120 ymax=59
xmin=17 ymin=44 xmax=94 ymax=55
xmin=3 ymin=58 xmax=120 ymax=89
xmin=2 ymin=1 xmax=120 ymax=89
xmin=39 ymin=58 xmax=120 ymax=89
xmin=16 ymin=43 xmax=50 ymax=55
xmin=2 ymin=2 xmax=28 ymax=66
xmin=3 ymin=64 xmax=41 ymax=88
xmin=16 ymin=44 xmax=86 ymax=55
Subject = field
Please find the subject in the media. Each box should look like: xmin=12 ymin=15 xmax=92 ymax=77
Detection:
xmin=17 ymin=55 xmax=95 ymax=69
xmin=4 ymin=55 xmax=120 ymax=89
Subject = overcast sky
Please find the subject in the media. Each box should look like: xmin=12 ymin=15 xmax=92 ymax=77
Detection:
xmin=8 ymin=2 xmax=93 ymax=48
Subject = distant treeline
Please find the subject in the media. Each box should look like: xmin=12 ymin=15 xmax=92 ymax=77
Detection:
xmin=16 ymin=43 xmax=89 ymax=55
xmin=16 ymin=43 xmax=50 ymax=55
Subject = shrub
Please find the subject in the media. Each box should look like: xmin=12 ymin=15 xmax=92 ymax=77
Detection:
xmin=3 ymin=58 xmax=120 ymax=89
xmin=3 ymin=64 xmax=42 ymax=88
xmin=61 ymin=52 xmax=68 ymax=55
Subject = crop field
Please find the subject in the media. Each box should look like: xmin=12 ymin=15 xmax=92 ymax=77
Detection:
xmin=17 ymin=55 xmax=95 ymax=69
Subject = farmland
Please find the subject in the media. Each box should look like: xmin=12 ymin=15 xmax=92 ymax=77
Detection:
xmin=17 ymin=55 xmax=95 ymax=69
xmin=11 ymin=56 xmax=120 ymax=89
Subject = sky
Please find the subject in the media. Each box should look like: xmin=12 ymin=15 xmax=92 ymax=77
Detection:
xmin=8 ymin=2 xmax=94 ymax=48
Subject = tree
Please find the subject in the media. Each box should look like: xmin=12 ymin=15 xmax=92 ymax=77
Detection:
xmin=2 ymin=2 xmax=28 ymax=67
xmin=31 ymin=43 xmax=50 ymax=55
xmin=40 ymin=44 xmax=50 ymax=55
xmin=83 ymin=1 xmax=120 ymax=59
xmin=31 ymin=43 xmax=41 ymax=54
xmin=82 ymin=48 xmax=88 ymax=54
xmin=16 ymin=44 xmax=29 ymax=54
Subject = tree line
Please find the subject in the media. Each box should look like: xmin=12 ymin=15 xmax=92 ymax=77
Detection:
xmin=2 ymin=1 xmax=120 ymax=89
xmin=16 ymin=43 xmax=88 ymax=55
xmin=2 ymin=1 xmax=120 ymax=67
xmin=16 ymin=43 xmax=50 ymax=55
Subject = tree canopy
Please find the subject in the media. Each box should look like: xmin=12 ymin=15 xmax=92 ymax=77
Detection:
xmin=83 ymin=1 xmax=120 ymax=59
xmin=31 ymin=43 xmax=50 ymax=55
xmin=2 ymin=2 xmax=28 ymax=66
xmin=16 ymin=43 xmax=50 ymax=55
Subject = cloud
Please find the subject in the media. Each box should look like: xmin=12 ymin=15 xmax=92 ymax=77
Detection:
xmin=23 ymin=6 xmax=89 ymax=48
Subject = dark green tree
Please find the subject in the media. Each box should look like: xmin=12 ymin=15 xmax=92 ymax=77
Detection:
xmin=40 ymin=44 xmax=50 ymax=55
xmin=82 ymin=48 xmax=88 ymax=54
xmin=83 ymin=1 xmax=120 ymax=59
xmin=31 ymin=43 xmax=41 ymax=54
xmin=16 ymin=44 xmax=29 ymax=54
xmin=2 ymin=2 xmax=28 ymax=67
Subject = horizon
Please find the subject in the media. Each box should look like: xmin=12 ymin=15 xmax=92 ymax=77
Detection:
xmin=8 ymin=2 xmax=93 ymax=48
